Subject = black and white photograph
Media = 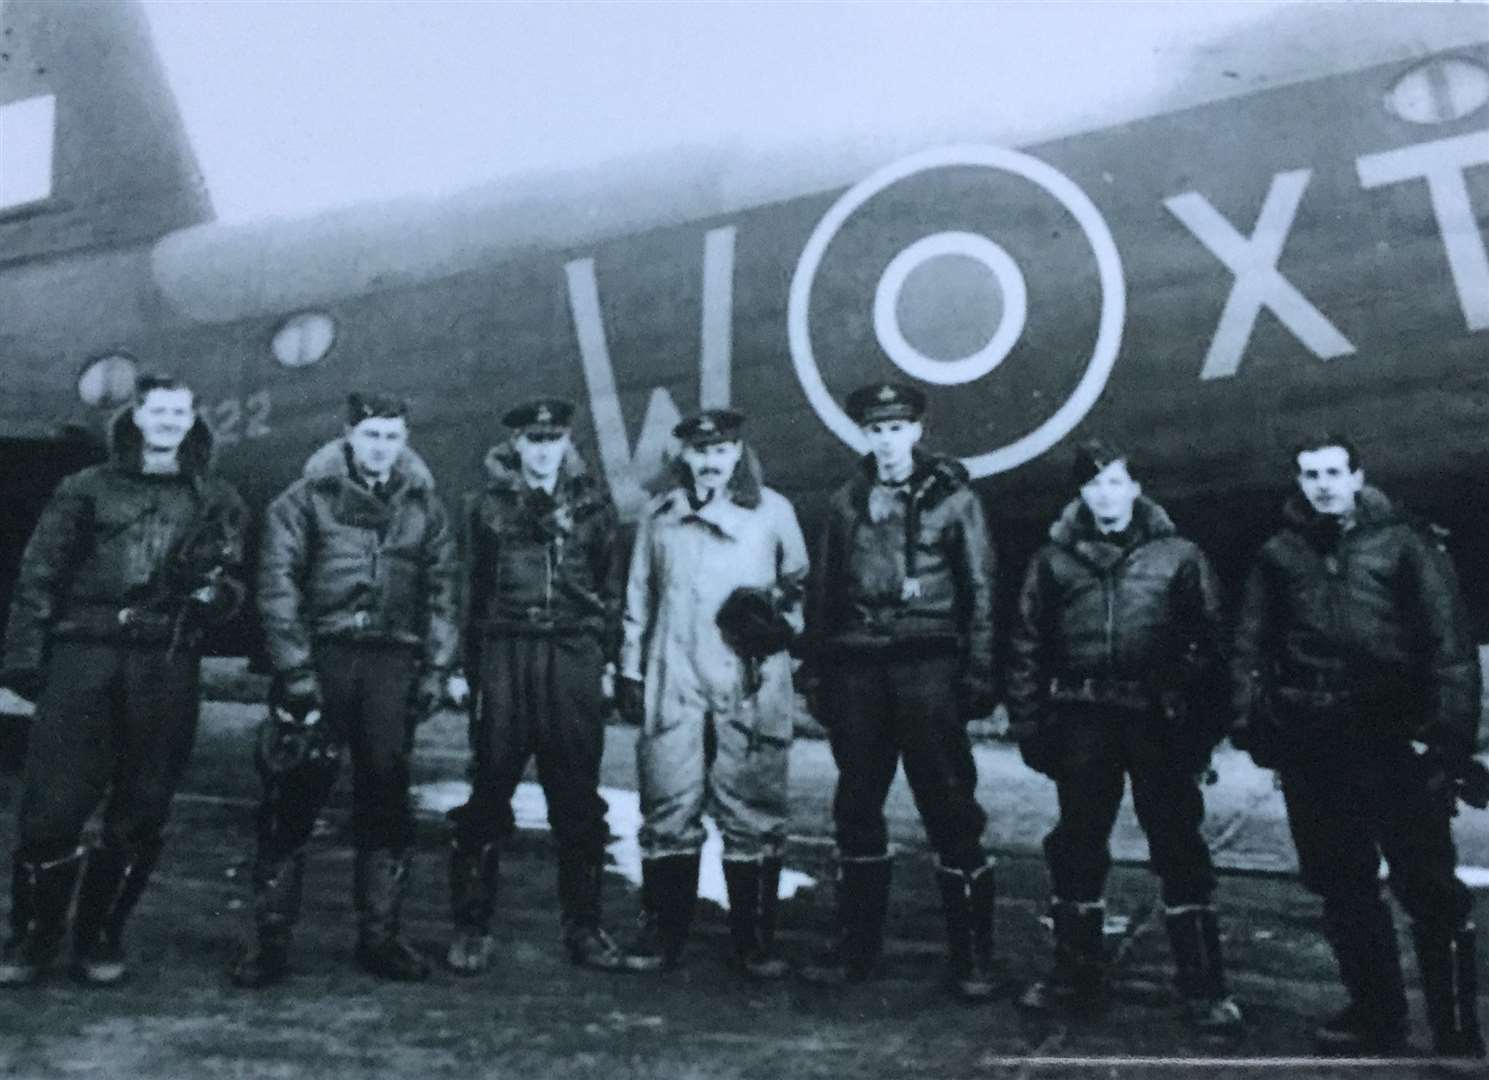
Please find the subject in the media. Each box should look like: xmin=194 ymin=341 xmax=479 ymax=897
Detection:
xmin=1 ymin=0 xmax=1487 ymax=1075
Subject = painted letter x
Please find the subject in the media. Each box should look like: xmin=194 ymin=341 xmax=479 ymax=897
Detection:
xmin=1165 ymin=169 xmax=1354 ymax=381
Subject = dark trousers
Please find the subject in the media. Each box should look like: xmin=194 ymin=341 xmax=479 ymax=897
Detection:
xmin=822 ymin=651 xmax=987 ymax=870
xmin=16 ymin=641 xmax=200 ymax=862
xmin=1281 ymin=741 xmax=1472 ymax=936
xmin=1043 ymin=708 xmax=1217 ymax=905
xmin=257 ymin=641 xmax=419 ymax=854
xmin=452 ymin=634 xmax=608 ymax=860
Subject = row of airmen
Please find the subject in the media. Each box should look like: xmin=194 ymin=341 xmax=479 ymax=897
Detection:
xmin=0 ymin=374 xmax=1482 ymax=1059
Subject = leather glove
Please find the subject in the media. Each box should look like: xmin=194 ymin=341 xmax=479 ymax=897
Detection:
xmin=275 ymin=669 xmax=323 ymax=722
xmin=617 ymin=677 xmax=645 ymax=727
xmin=794 ymin=665 xmax=827 ymax=729
xmin=0 ymin=667 xmax=43 ymax=703
xmin=189 ymin=574 xmax=245 ymax=623
xmin=255 ymin=703 xmax=339 ymax=782
xmin=1229 ymin=719 xmax=1281 ymax=771
xmin=409 ymin=670 xmax=448 ymax=724
xmin=957 ymin=674 xmax=998 ymax=722
xmin=1461 ymin=755 xmax=1489 ymax=811
xmin=446 ymin=671 xmax=471 ymax=710
xmin=1414 ymin=721 xmax=1475 ymax=770
xmin=1186 ymin=743 xmax=1220 ymax=786
xmin=1178 ymin=727 xmax=1220 ymax=779
xmin=1411 ymin=740 xmax=1489 ymax=812
xmin=1008 ymin=716 xmax=1063 ymax=780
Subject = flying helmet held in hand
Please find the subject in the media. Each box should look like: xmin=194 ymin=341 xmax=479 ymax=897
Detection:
xmin=716 ymin=586 xmax=794 ymax=660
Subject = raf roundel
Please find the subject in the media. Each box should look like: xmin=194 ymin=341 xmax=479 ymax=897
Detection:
xmin=788 ymin=144 xmax=1126 ymax=478
xmin=873 ymin=231 xmax=1028 ymax=387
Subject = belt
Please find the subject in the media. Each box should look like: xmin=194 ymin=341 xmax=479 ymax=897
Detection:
xmin=53 ymin=604 xmax=177 ymax=644
xmin=483 ymin=608 xmax=600 ymax=635
xmin=1272 ymin=684 xmax=1358 ymax=709
xmin=490 ymin=602 xmax=563 ymax=623
xmin=115 ymin=607 xmax=174 ymax=631
xmin=1048 ymin=676 xmax=1152 ymax=710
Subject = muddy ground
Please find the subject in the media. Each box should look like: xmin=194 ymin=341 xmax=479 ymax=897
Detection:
xmin=0 ymin=704 xmax=1485 ymax=1080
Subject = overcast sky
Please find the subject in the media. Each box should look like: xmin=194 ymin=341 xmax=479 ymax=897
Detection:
xmin=139 ymin=0 xmax=1301 ymax=223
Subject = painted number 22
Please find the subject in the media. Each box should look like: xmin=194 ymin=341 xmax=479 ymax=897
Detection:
xmin=210 ymin=390 xmax=272 ymax=446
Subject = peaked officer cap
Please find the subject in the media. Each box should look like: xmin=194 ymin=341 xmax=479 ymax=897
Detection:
xmin=503 ymin=397 xmax=576 ymax=434
xmin=673 ymin=408 xmax=745 ymax=447
xmin=846 ymin=382 xmax=926 ymax=425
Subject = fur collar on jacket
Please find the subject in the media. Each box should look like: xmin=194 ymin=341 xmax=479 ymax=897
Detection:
xmin=1280 ymin=485 xmax=1396 ymax=531
xmin=301 ymin=438 xmax=435 ymax=491
xmin=107 ymin=406 xmax=214 ymax=477
xmin=479 ymin=439 xmax=606 ymax=508
xmin=845 ymin=450 xmax=969 ymax=513
xmin=1048 ymin=494 xmax=1177 ymax=548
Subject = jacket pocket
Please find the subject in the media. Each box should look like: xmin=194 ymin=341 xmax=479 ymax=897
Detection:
xmin=379 ymin=550 xmax=424 ymax=634
xmin=494 ymin=544 xmax=552 ymax=610
xmin=732 ymin=658 xmax=796 ymax=744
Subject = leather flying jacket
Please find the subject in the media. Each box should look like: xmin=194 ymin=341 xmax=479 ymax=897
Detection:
xmin=1230 ymin=487 xmax=1482 ymax=760
xmin=805 ymin=451 xmax=995 ymax=680
xmin=463 ymin=440 xmax=620 ymax=653
xmin=1005 ymin=495 xmax=1223 ymax=728
xmin=2 ymin=407 xmax=248 ymax=676
xmin=257 ymin=439 xmax=460 ymax=678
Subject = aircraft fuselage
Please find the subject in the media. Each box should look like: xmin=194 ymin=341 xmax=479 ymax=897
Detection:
xmin=2 ymin=44 xmax=1487 ymax=623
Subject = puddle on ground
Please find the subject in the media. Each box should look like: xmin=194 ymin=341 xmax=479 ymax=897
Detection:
xmin=413 ymin=780 xmax=816 ymax=908
xmin=1037 ymin=914 xmax=1132 ymax=937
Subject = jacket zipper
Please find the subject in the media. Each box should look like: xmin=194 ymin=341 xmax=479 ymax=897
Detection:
xmin=545 ymin=541 xmax=554 ymax=616
xmin=368 ymin=526 xmax=381 ymax=630
xmin=1449 ymin=933 xmax=1463 ymax=1034
xmin=1103 ymin=573 xmax=1116 ymax=675
xmin=1102 ymin=547 xmax=1140 ymax=674
xmin=1324 ymin=535 xmax=1345 ymax=650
